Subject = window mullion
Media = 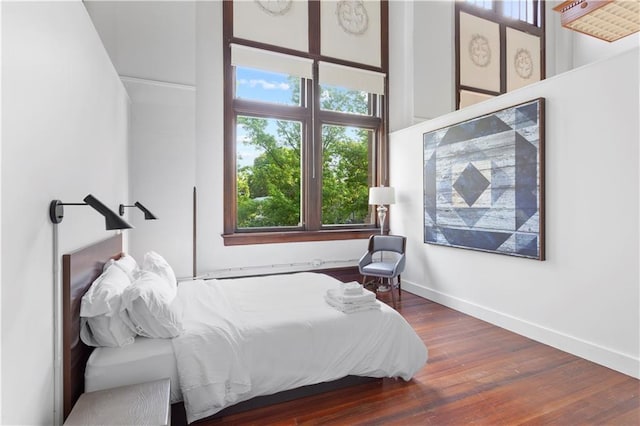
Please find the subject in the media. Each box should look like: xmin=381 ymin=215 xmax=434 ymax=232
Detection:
xmin=306 ymin=61 xmax=322 ymax=231
xmin=234 ymin=99 xmax=308 ymax=121
xmin=317 ymin=110 xmax=382 ymax=129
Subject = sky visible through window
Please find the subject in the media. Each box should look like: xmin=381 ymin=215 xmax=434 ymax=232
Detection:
xmin=236 ymin=67 xmax=295 ymax=167
xmin=236 ymin=67 xmax=296 ymax=105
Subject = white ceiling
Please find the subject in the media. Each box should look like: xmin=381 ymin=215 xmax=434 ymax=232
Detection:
xmin=84 ymin=1 xmax=196 ymax=86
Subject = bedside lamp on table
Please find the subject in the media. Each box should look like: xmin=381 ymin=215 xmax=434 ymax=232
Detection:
xmin=369 ymin=186 xmax=395 ymax=235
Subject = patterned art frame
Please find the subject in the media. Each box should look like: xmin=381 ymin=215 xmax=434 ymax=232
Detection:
xmin=423 ymin=98 xmax=545 ymax=260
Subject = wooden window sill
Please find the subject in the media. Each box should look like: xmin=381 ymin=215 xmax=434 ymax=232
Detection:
xmin=222 ymin=228 xmax=381 ymax=246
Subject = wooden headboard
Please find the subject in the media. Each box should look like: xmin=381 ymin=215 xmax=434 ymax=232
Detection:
xmin=62 ymin=234 xmax=123 ymax=419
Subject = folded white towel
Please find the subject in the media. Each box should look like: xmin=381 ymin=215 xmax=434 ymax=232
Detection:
xmin=340 ymin=282 xmax=363 ymax=295
xmin=326 ymin=288 xmax=376 ymax=304
xmin=324 ymin=294 xmax=380 ymax=314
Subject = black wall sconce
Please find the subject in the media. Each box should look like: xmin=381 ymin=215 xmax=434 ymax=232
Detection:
xmin=49 ymin=194 xmax=133 ymax=230
xmin=119 ymin=201 xmax=158 ymax=220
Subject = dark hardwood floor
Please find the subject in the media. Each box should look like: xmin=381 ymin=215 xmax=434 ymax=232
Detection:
xmin=193 ymin=290 xmax=639 ymax=425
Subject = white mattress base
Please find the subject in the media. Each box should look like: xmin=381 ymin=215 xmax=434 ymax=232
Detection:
xmin=85 ymin=336 xmax=182 ymax=403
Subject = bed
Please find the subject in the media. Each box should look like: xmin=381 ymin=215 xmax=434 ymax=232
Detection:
xmin=63 ymin=235 xmax=428 ymax=424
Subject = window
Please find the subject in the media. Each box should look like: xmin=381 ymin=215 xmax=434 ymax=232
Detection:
xmin=456 ymin=0 xmax=545 ymax=109
xmin=500 ymin=1 xmax=540 ymax=25
xmin=236 ymin=116 xmax=303 ymax=229
xmin=465 ymin=0 xmax=542 ymax=26
xmin=321 ymin=124 xmax=374 ymax=226
xmin=223 ymin=1 xmax=388 ymax=245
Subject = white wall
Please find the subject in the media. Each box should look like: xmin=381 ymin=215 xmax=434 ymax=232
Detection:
xmin=389 ymin=48 xmax=640 ymax=378
xmin=1 ymin=2 xmax=130 ymax=424
xmin=84 ymin=0 xmax=196 ymax=86
xmin=388 ymin=1 xmax=414 ymax=131
xmin=545 ymin=2 xmax=574 ymax=76
xmin=410 ymin=1 xmax=455 ymax=124
xmin=85 ymin=1 xmax=197 ymax=276
xmin=572 ymin=32 xmax=640 ymax=67
xmin=123 ymin=78 xmax=196 ymax=276
xmin=391 ymin=1 xmax=456 ymax=126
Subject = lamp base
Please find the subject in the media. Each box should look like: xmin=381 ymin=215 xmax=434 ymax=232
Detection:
xmin=377 ymin=205 xmax=388 ymax=235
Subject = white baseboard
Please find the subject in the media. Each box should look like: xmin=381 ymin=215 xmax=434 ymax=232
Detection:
xmin=403 ymin=280 xmax=640 ymax=379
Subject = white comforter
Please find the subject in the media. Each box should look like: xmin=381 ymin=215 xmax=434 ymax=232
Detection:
xmin=172 ymin=272 xmax=427 ymax=423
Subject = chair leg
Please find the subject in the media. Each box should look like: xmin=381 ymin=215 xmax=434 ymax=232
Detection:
xmin=362 ymin=275 xmax=373 ymax=290
xmin=398 ymin=275 xmax=401 ymax=301
xmin=389 ymin=278 xmax=396 ymax=309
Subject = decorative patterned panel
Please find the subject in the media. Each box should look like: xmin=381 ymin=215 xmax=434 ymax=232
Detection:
xmin=423 ymin=98 xmax=545 ymax=260
xmin=233 ymin=0 xmax=309 ymax=52
xmin=459 ymin=12 xmax=501 ymax=93
xmin=506 ymin=27 xmax=541 ymax=92
xmin=320 ymin=0 xmax=381 ymax=67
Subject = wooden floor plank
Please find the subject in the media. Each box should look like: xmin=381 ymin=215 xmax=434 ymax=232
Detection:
xmin=189 ymin=291 xmax=639 ymax=425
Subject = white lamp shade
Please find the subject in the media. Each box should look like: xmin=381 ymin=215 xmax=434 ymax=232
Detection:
xmin=369 ymin=186 xmax=395 ymax=205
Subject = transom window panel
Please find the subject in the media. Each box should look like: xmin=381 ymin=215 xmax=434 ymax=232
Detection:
xmin=502 ymin=0 xmax=539 ymax=25
xmin=464 ymin=0 xmax=542 ymax=26
xmin=236 ymin=67 xmax=302 ymax=107
xmin=321 ymin=125 xmax=374 ymax=226
xmin=466 ymin=0 xmax=493 ymax=11
xmin=236 ymin=117 xmax=303 ymax=229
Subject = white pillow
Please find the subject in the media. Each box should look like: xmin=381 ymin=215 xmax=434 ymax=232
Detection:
xmin=120 ymin=270 xmax=182 ymax=339
xmin=141 ymin=251 xmax=176 ymax=287
xmin=80 ymin=315 xmax=135 ymax=348
xmin=80 ymin=264 xmax=136 ymax=347
xmin=103 ymin=253 xmax=139 ymax=281
xmin=82 ymin=264 xmax=130 ymax=317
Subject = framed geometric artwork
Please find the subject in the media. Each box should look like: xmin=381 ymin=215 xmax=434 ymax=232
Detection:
xmin=423 ymin=98 xmax=545 ymax=260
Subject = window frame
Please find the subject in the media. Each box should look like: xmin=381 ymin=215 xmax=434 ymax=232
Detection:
xmin=222 ymin=1 xmax=389 ymax=246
